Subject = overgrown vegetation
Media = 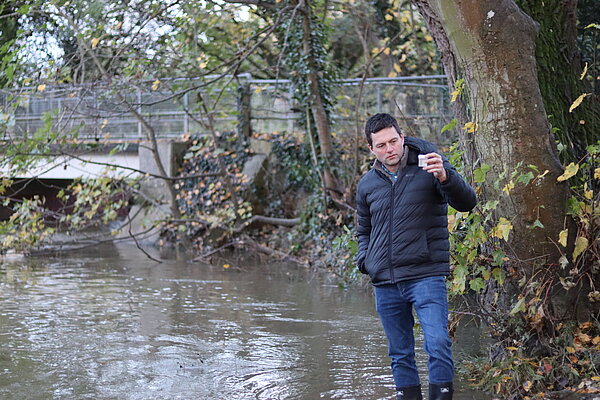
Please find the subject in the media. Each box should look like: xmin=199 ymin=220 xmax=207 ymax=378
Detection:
xmin=447 ymin=142 xmax=599 ymax=398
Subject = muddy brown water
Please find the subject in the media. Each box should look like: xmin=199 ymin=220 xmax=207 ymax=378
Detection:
xmin=0 ymin=244 xmax=492 ymax=399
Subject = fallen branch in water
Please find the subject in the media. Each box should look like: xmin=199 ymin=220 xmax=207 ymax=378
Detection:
xmin=239 ymin=234 xmax=308 ymax=266
xmin=231 ymin=215 xmax=300 ymax=233
xmin=191 ymin=241 xmax=237 ymax=262
xmin=191 ymin=235 xmax=307 ymax=266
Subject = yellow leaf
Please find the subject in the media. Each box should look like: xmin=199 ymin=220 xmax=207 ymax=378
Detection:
xmin=463 ymin=122 xmax=477 ymax=133
xmin=584 ymin=190 xmax=593 ymax=200
xmin=557 ymin=162 xmax=579 ymax=182
xmin=424 ymin=34 xmax=433 ymax=42
xmin=447 ymin=214 xmax=456 ymax=232
xmin=502 ymin=180 xmax=515 ymax=195
xmin=223 ymin=264 xmax=230 ymax=269
xmin=577 ymin=333 xmax=592 ymax=343
xmin=387 ymin=71 xmax=397 ymax=78
xmin=450 ymin=89 xmax=459 ymax=102
xmin=559 ymin=229 xmax=568 ymax=247
xmin=152 ymin=79 xmax=160 ymax=90
xmin=385 ymin=14 xmax=393 ymax=21
xmin=594 ymin=168 xmax=600 ymax=179
xmin=393 ymin=63 xmax=401 ymax=73
xmin=569 ymin=93 xmax=590 ymax=112
xmin=591 ymin=376 xmax=600 ymax=381
xmin=91 ymin=37 xmax=100 ymax=48
xmin=566 ymin=346 xmax=576 ymax=353
xmin=493 ymin=218 xmax=513 ymax=241
xmin=37 ymin=84 xmax=46 ymax=92
xmin=383 ymin=47 xmax=390 ymax=55
xmin=538 ymin=170 xmax=549 ymax=179
xmin=573 ymin=236 xmax=588 ymax=261
xmin=506 ymin=346 xmax=518 ymax=351
xmin=580 ymin=63 xmax=588 ymax=80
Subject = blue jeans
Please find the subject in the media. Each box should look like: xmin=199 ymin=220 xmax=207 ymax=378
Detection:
xmin=374 ymin=276 xmax=454 ymax=388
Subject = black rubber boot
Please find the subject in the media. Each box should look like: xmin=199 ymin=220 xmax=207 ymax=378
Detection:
xmin=396 ymin=384 xmax=423 ymax=400
xmin=428 ymin=382 xmax=453 ymax=400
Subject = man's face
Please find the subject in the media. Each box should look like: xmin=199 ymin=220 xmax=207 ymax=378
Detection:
xmin=369 ymin=126 xmax=404 ymax=172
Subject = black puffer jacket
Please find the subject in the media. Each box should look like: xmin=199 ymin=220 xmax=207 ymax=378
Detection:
xmin=355 ymin=137 xmax=476 ymax=286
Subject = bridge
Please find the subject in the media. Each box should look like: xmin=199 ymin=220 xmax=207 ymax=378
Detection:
xmin=1 ymin=74 xmax=451 ymax=182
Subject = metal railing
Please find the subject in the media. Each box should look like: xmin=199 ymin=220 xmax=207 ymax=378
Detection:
xmin=1 ymin=75 xmax=454 ymax=144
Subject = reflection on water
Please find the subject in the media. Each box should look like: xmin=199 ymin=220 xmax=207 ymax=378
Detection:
xmin=0 ymin=244 xmax=490 ymax=399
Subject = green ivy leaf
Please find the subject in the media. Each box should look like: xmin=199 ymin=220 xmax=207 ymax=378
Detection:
xmin=510 ymin=297 xmax=527 ymax=315
xmin=530 ymin=219 xmax=544 ymax=229
xmin=441 ymin=118 xmax=457 ymax=133
xmin=566 ymin=197 xmax=582 ymax=216
xmin=474 ymin=164 xmax=490 ymax=183
xmin=517 ymin=171 xmax=534 ymax=185
xmin=469 ymin=277 xmax=485 ymax=292
xmin=492 ymin=267 xmax=505 ymax=285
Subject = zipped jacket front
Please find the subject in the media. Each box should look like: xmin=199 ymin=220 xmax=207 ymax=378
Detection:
xmin=355 ymin=137 xmax=477 ymax=286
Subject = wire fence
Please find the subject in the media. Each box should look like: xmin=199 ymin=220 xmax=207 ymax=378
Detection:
xmin=1 ymin=75 xmax=455 ymax=145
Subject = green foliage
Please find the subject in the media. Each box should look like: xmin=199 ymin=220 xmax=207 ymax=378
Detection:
xmin=330 ymin=225 xmax=361 ymax=286
xmin=0 ymin=176 xmax=131 ymax=253
xmin=515 ymin=0 xmax=600 ymax=159
xmin=274 ymin=6 xmax=339 ymax=121
xmin=0 ymin=195 xmax=55 ymax=252
xmin=270 ymin=136 xmax=317 ymax=191
xmin=448 ymin=142 xmax=598 ymax=297
xmin=287 ymin=191 xmax=357 ymax=285
xmin=448 ymin=141 xmax=599 ymax=396
xmin=171 ymin=132 xmax=252 ymax=246
xmin=57 ymin=177 xmax=130 ymax=229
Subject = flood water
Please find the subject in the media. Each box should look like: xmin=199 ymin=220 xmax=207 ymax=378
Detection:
xmin=0 ymin=244 xmax=491 ymax=399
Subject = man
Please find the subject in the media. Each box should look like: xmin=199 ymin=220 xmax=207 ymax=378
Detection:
xmin=355 ymin=113 xmax=476 ymax=400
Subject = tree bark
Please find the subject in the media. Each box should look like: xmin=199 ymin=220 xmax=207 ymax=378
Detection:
xmin=516 ymin=0 xmax=600 ymax=157
xmin=300 ymin=0 xmax=342 ymax=198
xmin=412 ymin=0 xmax=568 ymax=263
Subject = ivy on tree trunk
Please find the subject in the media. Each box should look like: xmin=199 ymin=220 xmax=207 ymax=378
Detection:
xmin=411 ymin=0 xmax=568 ymax=263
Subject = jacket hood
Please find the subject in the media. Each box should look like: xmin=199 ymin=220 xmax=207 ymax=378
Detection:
xmin=405 ymin=136 xmax=437 ymax=154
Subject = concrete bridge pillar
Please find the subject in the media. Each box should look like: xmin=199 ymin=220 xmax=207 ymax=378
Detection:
xmin=138 ymin=139 xmax=187 ymax=204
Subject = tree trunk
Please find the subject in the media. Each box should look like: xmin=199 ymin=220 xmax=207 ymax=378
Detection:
xmin=412 ymin=0 xmax=568 ymax=263
xmin=300 ymin=0 xmax=342 ymax=197
xmin=516 ymin=0 xmax=600 ymax=158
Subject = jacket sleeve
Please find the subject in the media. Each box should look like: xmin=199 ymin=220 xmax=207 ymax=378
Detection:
xmin=355 ymin=183 xmax=371 ymax=274
xmin=437 ymin=158 xmax=477 ymax=212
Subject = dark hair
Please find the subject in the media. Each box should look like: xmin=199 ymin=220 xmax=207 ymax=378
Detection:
xmin=364 ymin=113 xmax=403 ymax=146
